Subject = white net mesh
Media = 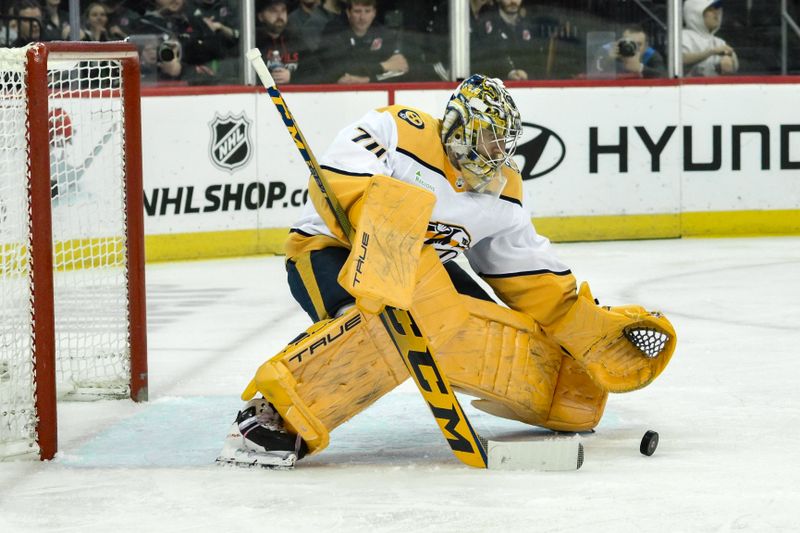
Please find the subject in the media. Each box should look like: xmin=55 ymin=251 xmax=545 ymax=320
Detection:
xmin=0 ymin=47 xmax=38 ymax=458
xmin=0 ymin=46 xmax=133 ymax=459
xmin=48 ymin=57 xmax=130 ymax=399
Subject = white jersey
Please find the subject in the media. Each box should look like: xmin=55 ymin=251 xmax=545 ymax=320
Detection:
xmin=291 ymin=105 xmax=570 ymax=279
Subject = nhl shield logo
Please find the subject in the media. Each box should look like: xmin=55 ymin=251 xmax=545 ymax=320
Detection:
xmin=209 ymin=113 xmax=252 ymax=171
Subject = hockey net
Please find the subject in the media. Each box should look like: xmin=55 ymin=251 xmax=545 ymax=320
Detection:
xmin=0 ymin=42 xmax=147 ymax=461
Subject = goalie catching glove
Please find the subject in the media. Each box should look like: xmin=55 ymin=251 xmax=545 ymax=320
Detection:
xmin=547 ymin=282 xmax=676 ymax=392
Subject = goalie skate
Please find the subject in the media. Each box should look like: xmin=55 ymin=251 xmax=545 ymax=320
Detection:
xmin=215 ymin=398 xmax=305 ymax=470
xmin=215 ymin=423 xmax=297 ymax=469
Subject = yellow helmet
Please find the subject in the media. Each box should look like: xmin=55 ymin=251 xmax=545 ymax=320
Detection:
xmin=441 ymin=74 xmax=521 ymax=196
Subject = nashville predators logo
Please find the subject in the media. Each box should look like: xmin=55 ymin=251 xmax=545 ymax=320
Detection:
xmin=398 ymin=109 xmax=424 ymax=129
xmin=425 ymin=222 xmax=471 ymax=262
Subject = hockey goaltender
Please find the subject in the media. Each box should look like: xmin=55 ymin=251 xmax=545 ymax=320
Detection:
xmin=217 ymin=75 xmax=677 ymax=469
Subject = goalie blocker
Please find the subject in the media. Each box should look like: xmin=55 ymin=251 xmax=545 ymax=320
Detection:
xmin=219 ymin=176 xmax=676 ymax=467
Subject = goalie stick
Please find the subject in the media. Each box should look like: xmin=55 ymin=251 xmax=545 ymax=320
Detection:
xmin=247 ymin=49 xmax=582 ymax=471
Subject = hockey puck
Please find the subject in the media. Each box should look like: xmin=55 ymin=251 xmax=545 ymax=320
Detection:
xmin=640 ymin=430 xmax=659 ymax=456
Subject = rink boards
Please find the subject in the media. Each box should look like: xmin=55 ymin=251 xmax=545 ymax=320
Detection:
xmin=135 ymin=80 xmax=800 ymax=261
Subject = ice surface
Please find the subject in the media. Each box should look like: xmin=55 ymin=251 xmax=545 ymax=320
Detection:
xmin=1 ymin=237 xmax=799 ymax=532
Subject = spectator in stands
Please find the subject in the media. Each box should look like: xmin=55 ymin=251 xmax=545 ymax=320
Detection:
xmin=152 ymin=37 xmax=184 ymax=80
xmin=137 ymin=0 xmax=226 ymax=66
xmin=43 ymin=0 xmax=70 ymax=40
xmin=144 ymin=34 xmax=218 ymax=83
xmin=105 ymin=0 xmax=142 ymax=39
xmin=471 ymin=0 xmax=493 ymax=22
xmin=319 ymin=0 xmax=345 ymax=25
xmin=318 ymin=0 xmax=411 ymax=84
xmin=189 ymin=0 xmax=239 ymax=55
xmin=0 ymin=26 xmax=14 ymax=47
xmin=592 ymin=24 xmax=666 ymax=79
xmin=1 ymin=3 xmax=17 ymax=45
xmin=256 ymin=0 xmax=319 ymax=83
xmin=287 ymin=0 xmax=330 ymax=52
xmin=81 ymin=2 xmax=112 ymax=41
xmin=289 ymin=0 xmax=347 ymax=52
xmin=7 ymin=0 xmax=44 ymax=46
xmin=129 ymin=32 xmax=191 ymax=83
xmin=683 ymin=0 xmax=739 ymax=76
xmin=393 ymin=0 xmax=492 ymax=81
xmin=390 ymin=0 xmax=450 ymax=81
xmin=473 ymin=0 xmax=553 ymax=80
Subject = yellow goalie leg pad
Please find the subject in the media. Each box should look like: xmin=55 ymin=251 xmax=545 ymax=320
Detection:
xmin=408 ymin=256 xmax=608 ymax=432
xmin=241 ymin=307 xmax=407 ymax=454
xmin=434 ymin=297 xmax=560 ymax=428
xmin=547 ymin=282 xmax=677 ymax=392
xmin=240 ymin=248 xmax=469 ymax=455
xmin=337 ymin=175 xmax=436 ymax=315
xmin=433 ymin=296 xmax=607 ymax=432
xmin=468 ymin=357 xmax=608 ymax=433
xmin=544 ymin=357 xmax=608 ymax=431
xmin=243 ymin=256 xmax=618 ymax=454
xmin=239 ymin=248 xmax=465 ymax=456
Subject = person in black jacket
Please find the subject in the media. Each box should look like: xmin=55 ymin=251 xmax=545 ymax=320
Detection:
xmin=105 ymin=0 xmax=142 ymax=38
xmin=472 ymin=0 xmax=554 ymax=80
xmin=137 ymin=0 xmax=225 ymax=66
xmin=42 ymin=0 xmax=70 ymax=40
xmin=189 ymin=0 xmax=239 ymax=56
xmin=256 ymin=0 xmax=320 ymax=84
xmin=317 ymin=0 xmax=411 ymax=84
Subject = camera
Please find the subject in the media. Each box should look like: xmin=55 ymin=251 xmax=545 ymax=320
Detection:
xmin=618 ymin=39 xmax=639 ymax=57
xmin=158 ymin=40 xmax=181 ymax=62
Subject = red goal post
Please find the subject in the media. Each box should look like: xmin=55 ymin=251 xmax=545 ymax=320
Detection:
xmin=0 ymin=42 xmax=147 ymax=461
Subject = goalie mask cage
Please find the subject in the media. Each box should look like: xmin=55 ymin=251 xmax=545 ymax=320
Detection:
xmin=0 ymin=42 xmax=147 ymax=461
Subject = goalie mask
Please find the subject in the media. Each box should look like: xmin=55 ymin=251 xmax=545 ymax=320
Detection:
xmin=441 ymin=74 xmax=521 ymax=197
